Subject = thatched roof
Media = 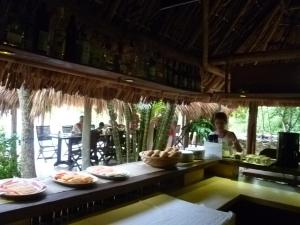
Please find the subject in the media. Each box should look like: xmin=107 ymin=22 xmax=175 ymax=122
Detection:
xmin=1 ymin=0 xmax=300 ymax=106
xmin=0 ymin=86 xmax=226 ymax=119
xmin=78 ymin=0 xmax=300 ymax=91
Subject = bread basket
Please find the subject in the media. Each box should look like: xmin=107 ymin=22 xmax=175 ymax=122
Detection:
xmin=139 ymin=151 xmax=180 ymax=169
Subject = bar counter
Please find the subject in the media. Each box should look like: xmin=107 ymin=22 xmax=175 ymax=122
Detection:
xmin=2 ymin=159 xmax=300 ymax=224
xmin=0 ymin=160 xmax=217 ymax=224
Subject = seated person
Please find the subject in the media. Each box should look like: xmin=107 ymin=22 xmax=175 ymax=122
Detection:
xmin=96 ymin=122 xmax=105 ymax=134
xmin=72 ymin=116 xmax=83 ymax=135
xmin=211 ymin=112 xmax=243 ymax=152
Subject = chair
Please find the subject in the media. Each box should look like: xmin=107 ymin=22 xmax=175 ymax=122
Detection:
xmin=36 ymin=126 xmax=57 ymax=160
xmin=62 ymin=125 xmax=73 ymax=134
xmin=259 ymin=148 xmax=277 ymax=159
xmin=61 ymin=125 xmax=82 ymax=169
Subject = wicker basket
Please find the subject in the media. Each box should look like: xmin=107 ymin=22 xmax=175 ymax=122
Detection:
xmin=139 ymin=152 xmax=180 ymax=169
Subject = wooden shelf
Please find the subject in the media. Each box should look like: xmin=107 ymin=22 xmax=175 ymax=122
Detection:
xmin=0 ymin=45 xmax=209 ymax=102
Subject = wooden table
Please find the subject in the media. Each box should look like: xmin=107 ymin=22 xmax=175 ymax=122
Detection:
xmin=0 ymin=160 xmax=217 ymax=224
xmin=51 ymin=134 xmax=82 ymax=169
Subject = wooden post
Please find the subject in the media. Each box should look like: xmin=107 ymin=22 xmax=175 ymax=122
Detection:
xmin=247 ymin=102 xmax=258 ymax=154
xmin=82 ymin=98 xmax=91 ymax=170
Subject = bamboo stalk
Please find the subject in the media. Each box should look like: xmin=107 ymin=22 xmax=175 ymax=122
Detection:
xmin=107 ymin=101 xmax=122 ymax=164
xmin=141 ymin=106 xmax=151 ymax=152
xmin=124 ymin=103 xmax=132 ymax=163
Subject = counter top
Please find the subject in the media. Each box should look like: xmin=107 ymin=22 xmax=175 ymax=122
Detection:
xmin=70 ymin=194 xmax=234 ymax=225
xmin=0 ymin=160 xmax=217 ymax=224
xmin=169 ymin=176 xmax=300 ymax=211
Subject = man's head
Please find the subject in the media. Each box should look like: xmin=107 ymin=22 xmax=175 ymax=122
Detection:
xmin=79 ymin=116 xmax=84 ymax=123
xmin=213 ymin=112 xmax=228 ymax=132
xmin=99 ymin=122 xmax=105 ymax=128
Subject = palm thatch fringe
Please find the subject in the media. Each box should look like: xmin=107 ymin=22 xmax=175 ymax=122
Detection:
xmin=0 ymin=60 xmax=206 ymax=104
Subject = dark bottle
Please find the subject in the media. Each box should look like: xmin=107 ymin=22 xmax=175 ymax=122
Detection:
xmin=177 ymin=63 xmax=185 ymax=89
xmin=33 ymin=1 xmax=50 ymax=54
xmin=103 ymin=41 xmax=114 ymax=70
xmin=23 ymin=0 xmax=37 ymax=51
xmin=0 ymin=0 xmax=12 ymax=43
xmin=89 ymin=35 xmax=104 ymax=68
xmin=182 ymin=65 xmax=189 ymax=89
xmin=156 ymin=55 xmax=164 ymax=82
xmin=49 ymin=7 xmax=66 ymax=59
xmin=64 ymin=15 xmax=79 ymax=62
xmin=5 ymin=2 xmax=25 ymax=47
xmin=186 ymin=66 xmax=193 ymax=90
xmin=148 ymin=54 xmax=156 ymax=80
xmin=173 ymin=62 xmax=179 ymax=87
xmin=166 ymin=60 xmax=173 ymax=85
xmin=78 ymin=25 xmax=90 ymax=65
xmin=194 ymin=66 xmax=201 ymax=91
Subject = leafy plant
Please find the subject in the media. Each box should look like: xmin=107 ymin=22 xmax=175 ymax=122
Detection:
xmin=184 ymin=118 xmax=214 ymax=145
xmin=0 ymin=131 xmax=19 ymax=179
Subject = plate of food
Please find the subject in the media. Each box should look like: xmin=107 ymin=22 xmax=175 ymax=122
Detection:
xmin=86 ymin=166 xmax=129 ymax=181
xmin=53 ymin=171 xmax=98 ymax=188
xmin=0 ymin=178 xmax=46 ymax=200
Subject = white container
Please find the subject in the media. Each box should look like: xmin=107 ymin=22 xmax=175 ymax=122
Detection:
xmin=204 ymin=141 xmax=222 ymax=159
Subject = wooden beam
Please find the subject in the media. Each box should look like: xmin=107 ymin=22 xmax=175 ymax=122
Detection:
xmin=247 ymin=102 xmax=258 ymax=154
xmin=82 ymin=98 xmax=91 ymax=170
xmin=202 ymin=0 xmax=225 ymax=78
xmin=213 ymin=0 xmax=252 ymax=54
xmin=210 ymin=49 xmax=300 ymax=65
xmin=249 ymin=4 xmax=281 ymax=52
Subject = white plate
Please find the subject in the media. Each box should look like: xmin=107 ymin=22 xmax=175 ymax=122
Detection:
xmin=0 ymin=178 xmax=46 ymax=199
xmin=53 ymin=171 xmax=98 ymax=188
xmin=86 ymin=166 xmax=129 ymax=181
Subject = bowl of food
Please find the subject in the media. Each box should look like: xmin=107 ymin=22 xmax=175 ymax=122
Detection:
xmin=139 ymin=147 xmax=181 ymax=169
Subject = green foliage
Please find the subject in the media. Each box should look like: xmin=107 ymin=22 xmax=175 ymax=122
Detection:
xmin=257 ymin=106 xmax=300 ymax=134
xmin=230 ymin=107 xmax=248 ymax=122
xmin=0 ymin=131 xmax=19 ymax=179
xmin=229 ymin=106 xmax=300 ymax=136
xmin=154 ymin=103 xmax=176 ymax=150
xmin=184 ymin=118 xmax=214 ymax=144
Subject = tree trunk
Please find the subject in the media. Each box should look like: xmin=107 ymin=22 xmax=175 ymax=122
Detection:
xmin=10 ymin=108 xmax=17 ymax=155
xmin=17 ymin=86 xmax=36 ymax=178
xmin=82 ymin=98 xmax=91 ymax=170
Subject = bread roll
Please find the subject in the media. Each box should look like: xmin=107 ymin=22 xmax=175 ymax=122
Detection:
xmin=159 ymin=151 xmax=169 ymax=158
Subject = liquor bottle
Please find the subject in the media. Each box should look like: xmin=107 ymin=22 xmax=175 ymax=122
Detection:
xmin=173 ymin=61 xmax=179 ymax=87
xmin=49 ymin=7 xmax=66 ymax=59
xmin=103 ymin=41 xmax=114 ymax=70
xmin=78 ymin=25 xmax=90 ymax=65
xmin=5 ymin=2 xmax=25 ymax=47
xmin=195 ymin=66 xmax=201 ymax=91
xmin=33 ymin=1 xmax=50 ymax=54
xmin=65 ymin=15 xmax=79 ymax=62
xmin=148 ymin=53 xmax=156 ymax=80
xmin=0 ymin=0 xmax=12 ymax=44
xmin=182 ymin=65 xmax=188 ymax=89
xmin=89 ymin=35 xmax=104 ymax=68
xmin=187 ymin=66 xmax=193 ymax=90
xmin=177 ymin=63 xmax=185 ymax=89
xmin=156 ymin=55 xmax=164 ymax=82
xmin=166 ymin=59 xmax=173 ymax=85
